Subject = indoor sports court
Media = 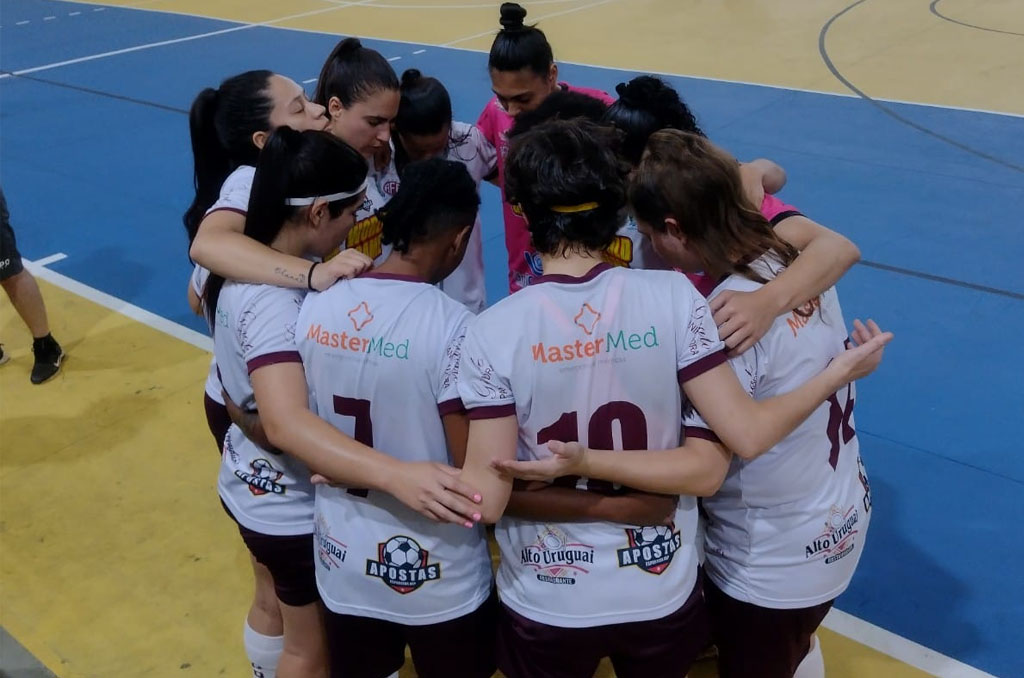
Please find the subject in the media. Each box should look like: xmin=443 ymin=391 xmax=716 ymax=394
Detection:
xmin=1 ymin=0 xmax=1021 ymax=676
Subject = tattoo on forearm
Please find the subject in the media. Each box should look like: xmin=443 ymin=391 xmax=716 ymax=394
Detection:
xmin=274 ymin=266 xmax=306 ymax=286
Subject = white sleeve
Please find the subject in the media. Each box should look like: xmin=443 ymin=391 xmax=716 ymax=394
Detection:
xmin=190 ymin=264 xmax=210 ymax=296
xmin=205 ymin=166 xmax=255 ymax=216
xmin=437 ymin=310 xmax=471 ymax=415
xmin=238 ymin=290 xmax=303 ymax=375
xmin=456 ymin=321 xmax=515 ymax=420
xmin=675 ymin=278 xmax=727 ymax=384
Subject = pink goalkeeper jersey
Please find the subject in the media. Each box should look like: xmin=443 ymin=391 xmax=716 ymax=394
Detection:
xmin=477 ymin=84 xmax=614 ymax=293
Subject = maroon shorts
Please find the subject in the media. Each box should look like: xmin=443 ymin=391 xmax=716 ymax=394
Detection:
xmin=203 ymin=392 xmax=231 ymax=455
xmin=323 ymin=589 xmax=497 ymax=678
xmin=497 ymin=579 xmax=709 ymax=678
xmin=704 ymin=572 xmax=833 ymax=678
xmin=222 ymin=502 xmax=319 ymax=607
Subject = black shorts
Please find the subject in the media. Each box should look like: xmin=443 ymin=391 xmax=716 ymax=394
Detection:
xmin=222 ymin=502 xmax=319 ymax=607
xmin=704 ymin=572 xmax=834 ymax=678
xmin=0 ymin=189 xmax=25 ymax=282
xmin=204 ymin=392 xmax=231 ymax=455
xmin=497 ymin=578 xmax=710 ymax=678
xmin=324 ymin=589 xmax=497 ymax=678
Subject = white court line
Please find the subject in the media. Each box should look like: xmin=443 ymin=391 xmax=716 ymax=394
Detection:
xmin=23 ymin=256 xmax=212 ymax=352
xmin=0 ymin=0 xmax=379 ymax=80
xmin=387 ymin=56 xmax=401 ymax=61
xmin=16 ymin=20 xmax=30 ymax=26
xmin=822 ymin=609 xmax=997 ymax=678
xmin=32 ymin=252 xmax=68 ymax=267
xmin=302 ymin=77 xmax=318 ymax=84
xmin=43 ymin=16 xmax=57 ymax=21
xmin=412 ymin=49 xmax=425 ymax=55
xmin=69 ymin=11 xmax=82 ymax=16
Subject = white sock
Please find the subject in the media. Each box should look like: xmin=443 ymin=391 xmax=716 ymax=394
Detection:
xmin=244 ymin=620 xmax=284 ymax=678
xmin=792 ymin=633 xmax=824 ymax=678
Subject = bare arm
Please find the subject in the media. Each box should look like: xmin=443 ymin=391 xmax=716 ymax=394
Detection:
xmin=507 ymin=485 xmax=677 ymax=525
xmin=187 ymin=282 xmax=203 ymax=316
xmin=684 ymin=320 xmax=889 ymax=459
xmin=745 ymin=158 xmax=787 ymax=195
xmin=223 ymin=388 xmax=277 ymax=452
xmin=443 ymin=411 xmax=470 ymax=468
xmin=252 ymin=363 xmax=482 ymax=524
xmin=189 ymin=210 xmax=371 ymax=290
xmin=459 ymin=416 xmax=519 ymax=524
xmin=712 ymin=215 xmax=861 ymax=354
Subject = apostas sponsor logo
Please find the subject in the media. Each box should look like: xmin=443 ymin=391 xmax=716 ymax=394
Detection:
xmin=366 ymin=535 xmax=441 ymax=594
xmin=315 ymin=513 xmax=347 ymax=571
xmin=235 ymin=458 xmax=286 ymax=496
xmin=617 ymin=524 xmax=682 ymax=575
xmin=805 ymin=504 xmax=860 ymax=564
xmin=520 ymin=526 xmax=595 ymax=586
xmin=532 ymin=302 xmax=660 ymax=364
xmin=305 ymin=319 xmax=410 ymax=361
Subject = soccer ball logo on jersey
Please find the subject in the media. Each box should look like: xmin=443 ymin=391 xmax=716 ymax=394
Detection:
xmin=347 ymin=301 xmax=374 ymax=331
xmin=520 ymin=526 xmax=595 ymax=586
xmin=365 ymin=535 xmax=441 ymax=594
xmin=616 ymin=523 xmax=683 ymax=575
xmin=315 ymin=512 xmax=347 ymax=571
xmin=235 ymin=458 xmax=286 ymax=496
xmin=805 ymin=504 xmax=860 ymax=564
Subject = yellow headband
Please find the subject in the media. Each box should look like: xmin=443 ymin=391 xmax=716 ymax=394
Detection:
xmin=550 ymin=202 xmax=600 ymax=214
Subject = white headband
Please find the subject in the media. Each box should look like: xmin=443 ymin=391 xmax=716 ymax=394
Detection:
xmin=284 ymin=179 xmax=368 ymax=206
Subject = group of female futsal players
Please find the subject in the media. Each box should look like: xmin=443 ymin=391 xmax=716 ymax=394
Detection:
xmin=183 ymin=4 xmax=892 ymax=678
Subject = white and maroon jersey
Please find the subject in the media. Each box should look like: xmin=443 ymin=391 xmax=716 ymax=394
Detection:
xmin=375 ymin=122 xmax=497 ymax=313
xmin=685 ymin=255 xmax=872 ymax=609
xmin=193 ymin=165 xmax=256 ymax=408
xmin=214 ymin=281 xmax=314 ymax=536
xmin=295 ymin=272 xmax=493 ymax=625
xmin=458 ymin=263 xmax=726 ymax=628
xmin=609 ymin=214 xmax=669 ymax=271
xmin=190 ymin=264 xmax=222 ymax=405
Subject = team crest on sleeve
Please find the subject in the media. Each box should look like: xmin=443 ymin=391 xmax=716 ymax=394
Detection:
xmin=805 ymin=504 xmax=860 ymax=564
xmin=520 ymin=526 xmax=595 ymax=586
xmin=616 ymin=523 xmax=683 ymax=575
xmin=365 ymin=535 xmax=441 ymax=594
xmin=315 ymin=513 xmax=348 ymax=571
xmin=235 ymin=458 xmax=286 ymax=496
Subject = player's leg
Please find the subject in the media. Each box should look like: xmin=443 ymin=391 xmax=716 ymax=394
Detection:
xmin=608 ymin=580 xmax=710 ymax=678
xmin=704 ymin=573 xmax=832 ymax=678
xmin=245 ymin=556 xmax=284 ymax=678
xmin=277 ymin=601 xmax=327 ymax=678
xmin=496 ymin=602 xmax=603 ymax=678
xmin=0 ymin=189 xmax=63 ymax=384
xmin=405 ymin=588 xmax=497 ymax=678
xmin=322 ymin=609 xmax=406 ymax=678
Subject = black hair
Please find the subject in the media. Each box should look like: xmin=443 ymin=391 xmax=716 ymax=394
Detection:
xmin=488 ymin=3 xmax=554 ymax=75
xmin=204 ymin=128 xmax=368 ymax=324
xmin=183 ymin=70 xmax=275 ymax=248
xmin=505 ymin=119 xmax=628 ymax=255
xmin=392 ymin=69 xmax=472 ymax=173
xmin=379 ymin=158 xmax=479 ymax=254
xmin=313 ymin=37 xmax=399 ymax=109
xmin=508 ymin=89 xmax=609 ymax=139
xmin=604 ymin=76 xmax=705 ymax=165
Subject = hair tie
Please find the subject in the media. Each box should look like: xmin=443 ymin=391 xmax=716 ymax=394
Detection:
xmin=284 ymin=178 xmax=368 ymax=206
xmin=550 ymin=202 xmax=599 ymax=214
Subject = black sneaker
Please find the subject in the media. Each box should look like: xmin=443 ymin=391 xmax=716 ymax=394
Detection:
xmin=31 ymin=334 xmax=64 ymax=384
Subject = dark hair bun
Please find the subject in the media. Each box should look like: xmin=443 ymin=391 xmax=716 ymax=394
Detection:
xmin=499 ymin=2 xmax=528 ymax=31
xmin=336 ymin=36 xmax=362 ymax=55
xmin=400 ymin=68 xmax=422 ymax=88
xmin=615 ymin=76 xmax=673 ymax=109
